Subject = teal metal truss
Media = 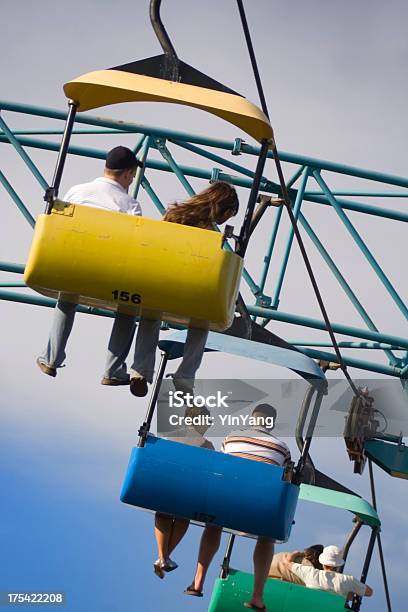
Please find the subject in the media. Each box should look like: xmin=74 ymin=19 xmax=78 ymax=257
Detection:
xmin=1 ymin=99 xmax=407 ymax=381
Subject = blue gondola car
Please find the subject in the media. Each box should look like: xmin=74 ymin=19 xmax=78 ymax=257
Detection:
xmin=120 ymin=331 xmax=326 ymax=540
xmin=121 ymin=435 xmax=298 ymax=539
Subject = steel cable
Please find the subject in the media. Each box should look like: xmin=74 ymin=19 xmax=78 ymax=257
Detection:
xmin=236 ymin=0 xmax=360 ymax=397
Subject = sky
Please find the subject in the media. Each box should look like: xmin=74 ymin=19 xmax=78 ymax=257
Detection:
xmin=1 ymin=1 xmax=407 ymax=611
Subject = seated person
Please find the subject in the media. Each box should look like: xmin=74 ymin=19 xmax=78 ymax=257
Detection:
xmin=153 ymin=405 xmax=214 ymax=578
xmin=185 ymin=404 xmax=291 ymax=612
xmin=129 ymin=181 xmax=239 ymax=398
xmin=269 ymin=544 xmax=323 ymax=585
xmin=283 ymin=545 xmax=373 ymax=599
xmin=37 ymin=146 xmax=143 ymax=384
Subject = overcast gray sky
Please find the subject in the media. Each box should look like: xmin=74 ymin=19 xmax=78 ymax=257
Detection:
xmin=1 ymin=1 xmax=407 ymax=611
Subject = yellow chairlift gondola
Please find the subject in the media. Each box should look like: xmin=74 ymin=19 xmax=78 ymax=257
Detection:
xmin=24 ymin=0 xmax=273 ymax=331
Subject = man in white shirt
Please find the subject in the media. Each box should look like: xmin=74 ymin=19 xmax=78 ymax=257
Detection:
xmin=37 ymin=146 xmax=143 ymax=384
xmin=63 ymin=161 xmax=142 ymax=216
xmin=283 ymin=545 xmax=373 ymax=600
xmin=185 ymin=404 xmax=291 ymax=611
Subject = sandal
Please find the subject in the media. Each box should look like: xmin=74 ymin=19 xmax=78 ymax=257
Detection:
xmin=153 ymin=560 xmax=165 ymax=579
xmin=184 ymin=584 xmax=203 ymax=597
xmin=244 ymin=603 xmax=267 ymax=611
xmin=154 ymin=557 xmax=178 ymax=578
xmin=162 ymin=558 xmax=178 ymax=572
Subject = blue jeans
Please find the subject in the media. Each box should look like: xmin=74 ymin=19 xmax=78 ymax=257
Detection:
xmin=131 ymin=318 xmax=208 ymax=384
xmin=38 ymin=299 xmax=136 ymax=380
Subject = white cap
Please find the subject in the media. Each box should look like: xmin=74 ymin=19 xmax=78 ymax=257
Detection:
xmin=319 ymin=545 xmax=345 ymax=568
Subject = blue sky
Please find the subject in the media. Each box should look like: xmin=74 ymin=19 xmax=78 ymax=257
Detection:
xmin=1 ymin=306 xmax=407 ymax=611
xmin=1 ymin=1 xmax=407 ymax=610
xmin=2 ymin=388 xmax=406 ymax=612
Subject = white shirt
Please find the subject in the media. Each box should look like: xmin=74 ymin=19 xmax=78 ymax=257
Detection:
xmin=63 ymin=177 xmax=142 ymax=216
xmin=222 ymin=427 xmax=291 ymax=466
xmin=290 ymin=563 xmax=367 ymax=598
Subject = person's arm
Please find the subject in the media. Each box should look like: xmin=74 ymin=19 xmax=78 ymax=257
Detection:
xmin=126 ymin=197 xmax=142 ymax=216
xmin=349 ymin=577 xmax=373 ymax=598
xmin=282 ymin=552 xmax=304 ymax=568
xmin=282 ymin=561 xmax=314 ymax=586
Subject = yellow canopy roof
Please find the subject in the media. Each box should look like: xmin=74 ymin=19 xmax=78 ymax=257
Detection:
xmin=64 ymin=69 xmax=273 ymax=143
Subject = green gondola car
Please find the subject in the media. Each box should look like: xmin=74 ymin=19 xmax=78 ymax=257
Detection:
xmin=208 ymin=569 xmax=347 ymax=612
xmin=208 ymin=485 xmax=380 ymax=611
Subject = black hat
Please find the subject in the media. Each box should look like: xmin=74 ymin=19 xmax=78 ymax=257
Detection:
xmin=105 ymin=146 xmax=143 ymax=170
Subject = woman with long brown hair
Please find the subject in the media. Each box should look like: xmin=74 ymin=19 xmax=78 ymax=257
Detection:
xmin=163 ymin=181 xmax=239 ymax=228
xmin=129 ymin=181 xmax=239 ymax=397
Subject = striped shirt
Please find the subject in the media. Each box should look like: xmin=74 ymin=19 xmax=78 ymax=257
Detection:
xmin=221 ymin=428 xmax=291 ymax=466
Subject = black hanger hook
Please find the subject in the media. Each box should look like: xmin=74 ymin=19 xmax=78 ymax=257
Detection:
xmin=149 ymin=0 xmax=179 ymax=79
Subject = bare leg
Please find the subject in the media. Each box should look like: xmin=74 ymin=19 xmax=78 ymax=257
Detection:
xmin=154 ymin=513 xmax=174 ymax=560
xmin=190 ymin=525 xmax=222 ymax=593
xmin=168 ymin=518 xmax=190 ymax=556
xmin=248 ymin=538 xmax=274 ymax=609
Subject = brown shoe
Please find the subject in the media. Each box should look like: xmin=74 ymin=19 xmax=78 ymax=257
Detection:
xmin=130 ymin=376 xmax=148 ymax=397
xmin=101 ymin=375 xmax=130 ymax=386
xmin=184 ymin=584 xmax=203 ymax=598
xmin=36 ymin=358 xmax=57 ymax=377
